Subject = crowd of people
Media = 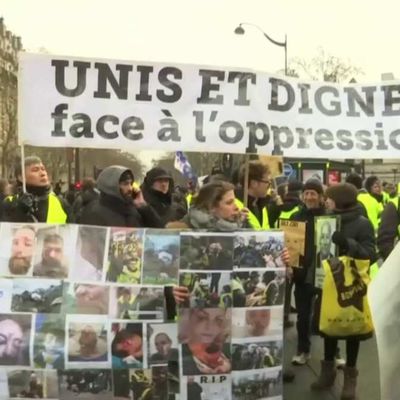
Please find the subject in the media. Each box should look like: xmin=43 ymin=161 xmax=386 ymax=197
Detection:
xmin=0 ymin=155 xmax=399 ymax=400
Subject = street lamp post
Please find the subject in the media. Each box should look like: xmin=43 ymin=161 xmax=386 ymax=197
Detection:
xmin=234 ymin=23 xmax=287 ymax=75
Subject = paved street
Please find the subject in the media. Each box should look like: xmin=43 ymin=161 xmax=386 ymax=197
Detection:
xmin=283 ymin=315 xmax=380 ymax=400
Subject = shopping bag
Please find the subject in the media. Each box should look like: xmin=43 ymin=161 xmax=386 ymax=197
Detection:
xmin=319 ymin=256 xmax=374 ymax=337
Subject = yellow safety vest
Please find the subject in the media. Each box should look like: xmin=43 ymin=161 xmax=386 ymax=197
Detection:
xmin=279 ymin=206 xmax=300 ymax=220
xmin=383 ymin=191 xmax=390 ymax=205
xmin=186 ymin=193 xmax=193 ymax=208
xmin=235 ymin=198 xmax=270 ymax=230
xmin=357 ymin=193 xmax=383 ymax=233
xmin=47 ymin=193 xmax=67 ymax=223
xmin=6 ymin=192 xmax=67 ymax=223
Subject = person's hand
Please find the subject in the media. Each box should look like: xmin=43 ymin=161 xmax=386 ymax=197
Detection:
xmin=18 ymin=192 xmax=35 ymax=214
xmin=239 ymin=207 xmax=250 ymax=222
xmin=173 ymin=286 xmax=190 ymax=304
xmin=332 ymin=231 xmax=348 ymax=250
xmin=132 ymin=188 xmax=146 ymax=207
xmin=280 ymin=247 xmax=290 ymax=267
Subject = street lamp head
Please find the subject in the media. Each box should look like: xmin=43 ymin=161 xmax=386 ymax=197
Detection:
xmin=234 ymin=25 xmax=245 ymax=35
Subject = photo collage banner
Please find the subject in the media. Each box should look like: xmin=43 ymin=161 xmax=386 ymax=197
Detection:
xmin=0 ymin=223 xmax=285 ymax=400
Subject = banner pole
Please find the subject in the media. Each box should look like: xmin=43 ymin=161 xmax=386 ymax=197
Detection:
xmin=243 ymin=155 xmax=250 ymax=208
xmin=20 ymin=143 xmax=27 ymax=193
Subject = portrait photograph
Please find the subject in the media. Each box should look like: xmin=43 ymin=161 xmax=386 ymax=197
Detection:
xmin=11 ymin=279 xmax=63 ymax=314
xmin=8 ymin=370 xmax=59 ymax=399
xmin=66 ymin=316 xmax=109 ymax=368
xmin=179 ymin=308 xmax=232 ymax=376
xmin=112 ymin=369 xmax=152 ymax=400
xmin=142 ymin=230 xmax=180 ymax=285
xmin=178 ymin=271 xmax=232 ymax=308
xmin=233 ymin=232 xmax=285 ymax=269
xmin=109 ymin=285 xmax=164 ymax=321
xmin=148 ymin=323 xmax=178 ymax=365
xmin=232 ymin=270 xmax=286 ymax=307
xmin=111 ymin=322 xmax=143 ymax=369
xmin=106 ymin=228 xmax=144 ymax=284
xmin=315 ymin=215 xmax=339 ymax=289
xmin=279 ymin=219 xmax=306 ymax=268
xmin=33 ymin=314 xmax=65 ymax=370
xmin=64 ymin=283 xmax=110 ymax=315
xmin=0 ymin=223 xmax=36 ymax=277
xmin=0 ymin=313 xmax=32 ymax=366
xmin=70 ymin=225 xmax=108 ymax=281
xmin=58 ymin=369 xmax=112 ymax=399
xmin=32 ymin=224 xmax=77 ymax=279
xmin=232 ymin=307 xmax=283 ymax=339
xmin=180 ymin=233 xmax=234 ymax=271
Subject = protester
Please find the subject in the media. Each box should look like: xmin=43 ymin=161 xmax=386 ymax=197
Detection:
xmin=2 ymin=156 xmax=71 ymax=223
xmin=0 ymin=178 xmax=11 ymax=220
xmin=111 ymin=326 xmax=143 ymax=368
xmin=141 ymin=167 xmax=187 ymax=226
xmin=290 ymin=179 xmax=326 ymax=366
xmin=377 ymin=192 xmax=400 ymax=260
xmin=357 ymin=175 xmax=384 ymax=233
xmin=235 ymin=161 xmax=272 ymax=229
xmin=78 ymin=165 xmax=162 ymax=228
xmin=149 ymin=332 xmax=178 ymax=364
xmin=72 ymin=177 xmax=99 ymax=221
xmin=312 ymin=183 xmax=376 ymax=400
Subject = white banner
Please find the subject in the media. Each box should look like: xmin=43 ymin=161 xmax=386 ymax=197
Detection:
xmin=19 ymin=52 xmax=400 ymax=158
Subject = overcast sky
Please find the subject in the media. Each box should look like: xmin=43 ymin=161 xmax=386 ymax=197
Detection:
xmin=2 ymin=0 xmax=399 ymax=82
xmin=2 ymin=0 xmax=399 ymax=168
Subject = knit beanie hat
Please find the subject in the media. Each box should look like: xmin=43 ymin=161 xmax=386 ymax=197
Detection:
xmin=325 ymin=183 xmax=358 ymax=210
xmin=303 ymin=179 xmax=324 ymax=195
xmin=364 ymin=176 xmax=379 ymax=193
xmin=145 ymin=167 xmax=172 ymax=186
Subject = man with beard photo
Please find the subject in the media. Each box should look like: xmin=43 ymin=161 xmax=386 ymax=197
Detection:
xmin=5 ymin=225 xmax=36 ymax=276
xmin=33 ymin=233 xmax=68 ymax=278
xmin=68 ymin=324 xmax=108 ymax=362
xmin=0 ymin=314 xmax=31 ymax=366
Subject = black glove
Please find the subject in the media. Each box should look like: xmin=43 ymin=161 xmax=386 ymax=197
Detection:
xmin=17 ymin=193 xmax=36 ymax=215
xmin=331 ymin=231 xmax=348 ymax=250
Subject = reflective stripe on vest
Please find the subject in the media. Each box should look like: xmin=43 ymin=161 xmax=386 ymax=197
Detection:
xmin=279 ymin=206 xmax=300 ymax=220
xmin=235 ymin=198 xmax=270 ymax=229
xmin=47 ymin=193 xmax=67 ymax=223
xmin=357 ymin=193 xmax=383 ymax=232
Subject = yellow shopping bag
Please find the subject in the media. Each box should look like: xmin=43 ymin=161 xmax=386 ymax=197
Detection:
xmin=319 ymin=256 xmax=374 ymax=337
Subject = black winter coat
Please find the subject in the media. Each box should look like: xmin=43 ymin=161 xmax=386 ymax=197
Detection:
xmin=78 ymin=193 xmax=163 ymax=228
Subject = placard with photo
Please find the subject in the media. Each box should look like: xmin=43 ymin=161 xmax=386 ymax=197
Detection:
xmin=8 ymin=369 xmax=59 ymax=399
xmin=142 ymin=230 xmax=180 ymax=285
xmin=11 ymin=279 xmax=63 ymax=314
xmin=66 ymin=315 xmax=109 ymax=369
xmin=70 ymin=225 xmax=108 ymax=281
xmin=112 ymin=368 xmax=152 ymax=399
xmin=180 ymin=233 xmax=234 ymax=271
xmin=106 ymin=228 xmax=144 ymax=283
xmin=180 ymin=374 xmax=232 ymax=400
xmin=233 ymin=231 xmax=285 ymax=269
xmin=148 ymin=323 xmax=178 ymax=365
xmin=111 ymin=322 xmax=144 ymax=369
xmin=0 ymin=223 xmax=36 ymax=277
xmin=0 ymin=278 xmax=13 ymax=313
xmin=0 ymin=313 xmax=32 ymax=367
xmin=32 ymin=224 xmax=77 ymax=279
xmin=178 ymin=271 xmax=232 ymax=308
xmin=232 ymin=270 xmax=286 ymax=307
xmin=109 ymin=285 xmax=164 ymax=321
xmin=315 ymin=215 xmax=339 ymax=289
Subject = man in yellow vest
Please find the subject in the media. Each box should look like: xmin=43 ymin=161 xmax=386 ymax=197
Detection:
xmin=235 ymin=161 xmax=271 ymax=229
xmin=2 ymin=156 xmax=70 ymax=223
xmin=357 ymin=175 xmax=384 ymax=234
xmin=377 ymin=195 xmax=400 ymax=260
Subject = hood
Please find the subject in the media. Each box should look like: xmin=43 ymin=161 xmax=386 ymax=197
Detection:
xmin=144 ymin=167 xmax=173 ymax=187
xmin=97 ymin=165 xmax=133 ymax=201
xmin=185 ymin=208 xmax=242 ymax=231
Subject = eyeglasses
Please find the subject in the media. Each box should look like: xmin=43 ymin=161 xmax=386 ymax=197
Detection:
xmin=257 ymin=179 xmax=272 ymax=185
